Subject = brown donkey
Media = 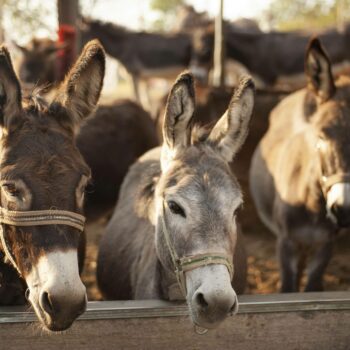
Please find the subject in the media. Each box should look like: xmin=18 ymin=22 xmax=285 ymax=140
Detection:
xmin=97 ymin=73 xmax=253 ymax=329
xmin=14 ymin=38 xmax=65 ymax=87
xmin=15 ymin=38 xmax=159 ymax=221
xmin=0 ymin=40 xmax=105 ymax=331
xmin=250 ymin=38 xmax=350 ymax=292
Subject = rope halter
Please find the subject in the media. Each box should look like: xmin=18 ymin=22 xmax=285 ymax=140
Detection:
xmin=0 ymin=207 xmax=85 ymax=274
xmin=161 ymin=202 xmax=234 ymax=298
xmin=316 ymin=140 xmax=350 ymax=197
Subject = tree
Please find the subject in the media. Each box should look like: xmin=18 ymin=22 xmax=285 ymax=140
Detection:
xmin=264 ymin=0 xmax=350 ymax=31
xmin=149 ymin=0 xmax=185 ymax=31
xmin=1 ymin=0 xmax=55 ymax=43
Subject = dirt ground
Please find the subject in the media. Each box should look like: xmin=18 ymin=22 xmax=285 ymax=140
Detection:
xmin=82 ymin=84 xmax=350 ymax=301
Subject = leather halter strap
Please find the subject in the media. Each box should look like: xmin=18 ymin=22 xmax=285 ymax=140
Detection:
xmin=161 ymin=203 xmax=234 ymax=298
xmin=0 ymin=208 xmax=85 ymax=274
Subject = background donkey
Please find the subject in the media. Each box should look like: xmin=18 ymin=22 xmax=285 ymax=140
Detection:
xmin=14 ymin=38 xmax=65 ymax=87
xmin=0 ymin=40 xmax=104 ymax=331
xmin=250 ymin=38 xmax=350 ymax=292
xmin=97 ymin=72 xmax=254 ymax=329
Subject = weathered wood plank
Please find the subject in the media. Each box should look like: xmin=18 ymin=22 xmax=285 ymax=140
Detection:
xmin=0 ymin=292 xmax=349 ymax=350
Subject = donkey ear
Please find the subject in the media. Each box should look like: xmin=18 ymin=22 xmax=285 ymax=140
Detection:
xmin=305 ymin=37 xmax=335 ymax=102
xmin=207 ymin=76 xmax=255 ymax=162
xmin=161 ymin=72 xmax=195 ymax=171
xmin=0 ymin=46 xmax=22 ymax=130
xmin=55 ymin=39 xmax=105 ymax=129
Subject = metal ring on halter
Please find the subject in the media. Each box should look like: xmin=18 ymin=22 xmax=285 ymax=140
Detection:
xmin=0 ymin=208 xmax=85 ymax=274
xmin=161 ymin=203 xmax=234 ymax=298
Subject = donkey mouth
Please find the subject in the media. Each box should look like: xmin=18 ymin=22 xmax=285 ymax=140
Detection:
xmin=189 ymin=303 xmax=237 ymax=329
xmin=28 ymin=290 xmax=87 ymax=332
xmin=33 ymin=299 xmax=86 ymax=332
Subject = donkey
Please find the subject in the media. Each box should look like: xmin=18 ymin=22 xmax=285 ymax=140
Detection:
xmin=250 ymin=38 xmax=350 ymax=292
xmin=15 ymin=38 xmax=159 ymax=221
xmin=80 ymin=18 xmax=192 ymax=103
xmin=14 ymin=38 xmax=65 ymax=87
xmin=76 ymin=100 xmax=158 ymax=220
xmin=0 ymin=40 xmax=105 ymax=331
xmin=191 ymin=24 xmax=350 ymax=86
xmin=97 ymin=72 xmax=253 ymax=329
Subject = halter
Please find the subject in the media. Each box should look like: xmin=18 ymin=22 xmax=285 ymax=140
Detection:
xmin=161 ymin=203 xmax=234 ymax=298
xmin=320 ymin=173 xmax=350 ymax=197
xmin=0 ymin=207 xmax=85 ymax=274
xmin=316 ymin=140 xmax=350 ymax=197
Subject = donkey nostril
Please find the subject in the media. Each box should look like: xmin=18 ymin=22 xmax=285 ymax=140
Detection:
xmin=195 ymin=292 xmax=209 ymax=309
xmin=331 ymin=203 xmax=339 ymax=216
xmin=40 ymin=291 xmax=55 ymax=316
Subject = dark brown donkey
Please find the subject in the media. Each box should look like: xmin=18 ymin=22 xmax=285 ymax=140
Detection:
xmin=80 ymin=18 xmax=192 ymax=102
xmin=14 ymin=38 xmax=65 ymax=87
xmin=250 ymin=38 xmax=350 ymax=292
xmin=0 ymin=40 xmax=105 ymax=331
xmin=191 ymin=24 xmax=350 ymax=85
xmin=76 ymin=100 xmax=158 ymax=220
xmin=98 ymin=73 xmax=253 ymax=329
xmin=16 ymin=38 xmax=159 ymax=220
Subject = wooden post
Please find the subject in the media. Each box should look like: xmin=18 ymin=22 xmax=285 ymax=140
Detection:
xmin=0 ymin=0 xmax=5 ymax=43
xmin=57 ymin=0 xmax=79 ymax=80
xmin=212 ymin=0 xmax=225 ymax=87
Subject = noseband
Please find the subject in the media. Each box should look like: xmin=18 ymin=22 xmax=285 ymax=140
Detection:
xmin=320 ymin=173 xmax=350 ymax=197
xmin=316 ymin=141 xmax=350 ymax=198
xmin=0 ymin=207 xmax=85 ymax=274
xmin=161 ymin=203 xmax=234 ymax=298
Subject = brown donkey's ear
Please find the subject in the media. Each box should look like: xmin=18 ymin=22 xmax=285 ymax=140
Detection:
xmin=0 ymin=45 xmax=22 ymax=130
xmin=161 ymin=72 xmax=195 ymax=171
xmin=54 ymin=39 xmax=105 ymax=131
xmin=208 ymin=76 xmax=255 ymax=162
xmin=305 ymin=37 xmax=335 ymax=102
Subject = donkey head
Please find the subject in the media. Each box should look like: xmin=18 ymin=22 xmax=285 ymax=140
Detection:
xmin=305 ymin=38 xmax=350 ymax=227
xmin=0 ymin=40 xmax=105 ymax=330
xmin=15 ymin=38 xmax=66 ymax=86
xmin=189 ymin=25 xmax=214 ymax=84
xmin=155 ymin=72 xmax=254 ymax=328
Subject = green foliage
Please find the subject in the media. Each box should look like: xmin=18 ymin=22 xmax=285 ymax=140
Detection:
xmin=2 ymin=0 xmax=56 ymax=43
xmin=149 ymin=0 xmax=185 ymax=31
xmin=264 ymin=0 xmax=350 ymax=31
xmin=150 ymin=0 xmax=185 ymax=14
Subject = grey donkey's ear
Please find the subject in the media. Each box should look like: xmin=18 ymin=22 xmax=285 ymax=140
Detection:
xmin=161 ymin=72 xmax=195 ymax=171
xmin=54 ymin=39 xmax=105 ymax=131
xmin=305 ymin=37 xmax=335 ymax=102
xmin=208 ymin=76 xmax=255 ymax=162
xmin=0 ymin=45 xmax=22 ymax=130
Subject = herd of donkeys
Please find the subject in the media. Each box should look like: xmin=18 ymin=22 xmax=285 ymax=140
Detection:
xmin=0 ymin=24 xmax=349 ymax=334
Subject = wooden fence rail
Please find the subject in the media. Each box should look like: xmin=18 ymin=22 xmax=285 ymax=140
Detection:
xmin=1 ymin=292 xmax=349 ymax=350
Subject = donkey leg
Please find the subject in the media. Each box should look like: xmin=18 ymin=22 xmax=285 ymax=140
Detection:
xmin=304 ymin=241 xmax=333 ymax=292
xmin=277 ymin=237 xmax=300 ymax=292
xmin=131 ymin=74 xmax=141 ymax=103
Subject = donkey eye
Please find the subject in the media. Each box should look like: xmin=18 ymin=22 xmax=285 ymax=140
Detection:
xmin=2 ymin=184 xmax=20 ymax=197
xmin=167 ymin=200 xmax=186 ymax=218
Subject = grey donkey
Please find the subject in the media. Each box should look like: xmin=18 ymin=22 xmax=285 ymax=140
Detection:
xmin=97 ymin=72 xmax=254 ymax=329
